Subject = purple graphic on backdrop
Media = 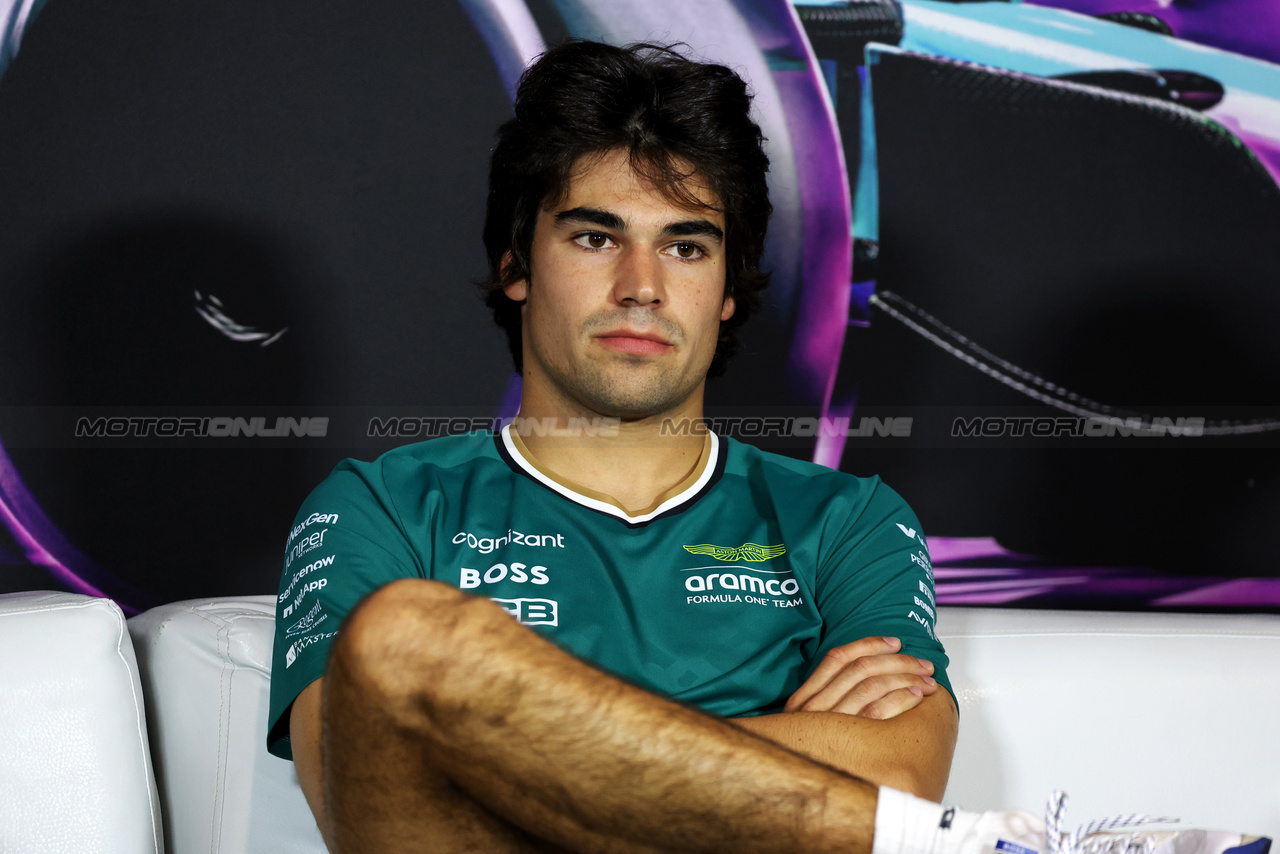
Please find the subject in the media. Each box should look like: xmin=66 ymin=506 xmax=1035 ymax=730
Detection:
xmin=0 ymin=440 xmax=147 ymax=612
xmin=929 ymin=537 xmax=1280 ymax=609
xmin=1 ymin=0 xmax=1276 ymax=611
xmin=0 ymin=0 xmax=151 ymax=613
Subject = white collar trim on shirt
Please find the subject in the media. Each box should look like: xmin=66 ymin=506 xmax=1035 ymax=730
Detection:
xmin=499 ymin=423 xmax=720 ymax=524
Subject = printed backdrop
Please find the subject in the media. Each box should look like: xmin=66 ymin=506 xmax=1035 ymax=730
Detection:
xmin=1 ymin=0 xmax=1277 ymax=613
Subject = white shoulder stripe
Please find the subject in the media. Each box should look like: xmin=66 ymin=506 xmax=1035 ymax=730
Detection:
xmin=500 ymin=424 xmax=720 ymax=524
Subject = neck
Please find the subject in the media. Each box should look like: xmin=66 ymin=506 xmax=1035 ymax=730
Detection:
xmin=512 ymin=391 xmax=709 ymax=516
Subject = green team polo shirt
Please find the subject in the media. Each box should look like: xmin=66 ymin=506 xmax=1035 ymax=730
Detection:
xmin=267 ymin=426 xmax=951 ymax=760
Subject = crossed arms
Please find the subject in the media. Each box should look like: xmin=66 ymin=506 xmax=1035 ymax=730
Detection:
xmin=733 ymin=634 xmax=957 ymax=797
xmin=289 ymin=582 xmax=957 ymax=852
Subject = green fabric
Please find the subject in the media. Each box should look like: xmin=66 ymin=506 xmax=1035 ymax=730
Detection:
xmin=267 ymin=429 xmax=950 ymax=760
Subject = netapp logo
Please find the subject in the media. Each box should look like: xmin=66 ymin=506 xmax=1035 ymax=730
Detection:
xmin=453 ymin=529 xmax=565 ymax=554
xmin=282 ymin=577 xmax=328 ymax=618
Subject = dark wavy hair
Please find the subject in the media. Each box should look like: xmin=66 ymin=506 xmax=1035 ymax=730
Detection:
xmin=480 ymin=40 xmax=772 ymax=377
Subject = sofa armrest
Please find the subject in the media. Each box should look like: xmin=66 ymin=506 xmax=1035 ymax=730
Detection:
xmin=0 ymin=591 xmax=163 ymax=853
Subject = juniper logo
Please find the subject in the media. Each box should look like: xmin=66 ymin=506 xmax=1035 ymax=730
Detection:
xmin=682 ymin=543 xmax=786 ymax=562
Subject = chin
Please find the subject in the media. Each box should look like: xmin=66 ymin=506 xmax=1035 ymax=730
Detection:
xmin=583 ymin=385 xmax=693 ymax=421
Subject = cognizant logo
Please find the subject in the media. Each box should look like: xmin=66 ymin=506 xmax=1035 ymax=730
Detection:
xmin=452 ymin=529 xmax=565 ymax=554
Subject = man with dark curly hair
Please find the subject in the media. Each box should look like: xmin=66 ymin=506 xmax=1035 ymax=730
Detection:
xmin=264 ymin=40 xmax=1209 ymax=854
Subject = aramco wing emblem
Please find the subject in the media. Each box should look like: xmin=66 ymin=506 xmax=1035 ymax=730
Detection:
xmin=682 ymin=543 xmax=787 ymax=562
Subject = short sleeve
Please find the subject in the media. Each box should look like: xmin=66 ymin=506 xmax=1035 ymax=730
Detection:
xmin=266 ymin=459 xmax=422 ymax=760
xmin=811 ymin=479 xmax=953 ymax=707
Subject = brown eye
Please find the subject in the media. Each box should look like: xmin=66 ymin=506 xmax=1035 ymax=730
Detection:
xmin=674 ymin=242 xmax=701 ymax=259
xmin=588 ymin=233 xmax=607 ymax=248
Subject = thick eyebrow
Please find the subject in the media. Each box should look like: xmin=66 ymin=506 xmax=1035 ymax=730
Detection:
xmin=553 ymin=207 xmax=724 ymax=244
xmin=660 ymin=219 xmax=724 ymax=243
xmin=554 ymin=207 xmax=625 ymax=230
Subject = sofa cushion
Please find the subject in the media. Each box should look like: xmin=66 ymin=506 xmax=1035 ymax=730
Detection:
xmin=125 ymin=597 xmax=1280 ymax=846
xmin=128 ymin=597 xmax=325 ymax=854
xmin=0 ymin=591 xmax=163 ymax=854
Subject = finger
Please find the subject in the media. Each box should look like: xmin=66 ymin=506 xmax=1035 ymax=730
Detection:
xmin=786 ymin=637 xmax=898 ymax=711
xmin=856 ymin=685 xmax=929 ymax=721
xmin=787 ymin=648 xmax=924 ymax=712
xmin=809 ymin=653 xmax=933 ymax=704
xmin=784 ymin=637 xmax=900 ymax=711
xmin=820 ymin=673 xmax=937 ymax=715
xmin=798 ymin=665 xmax=937 ymax=714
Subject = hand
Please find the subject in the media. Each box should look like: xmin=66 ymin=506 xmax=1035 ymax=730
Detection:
xmin=783 ymin=636 xmax=937 ymax=720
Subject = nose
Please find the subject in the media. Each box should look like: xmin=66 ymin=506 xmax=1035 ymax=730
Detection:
xmin=612 ymin=246 xmax=666 ymax=307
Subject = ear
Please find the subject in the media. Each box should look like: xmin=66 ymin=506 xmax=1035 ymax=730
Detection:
xmin=500 ymin=251 xmax=528 ymax=301
xmin=720 ymin=294 xmax=735 ymax=322
xmin=504 ymin=279 xmax=528 ymax=301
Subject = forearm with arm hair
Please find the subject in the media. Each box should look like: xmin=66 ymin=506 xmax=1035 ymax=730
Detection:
xmin=308 ymin=580 xmax=887 ymax=854
xmin=730 ymin=691 xmax=958 ymax=802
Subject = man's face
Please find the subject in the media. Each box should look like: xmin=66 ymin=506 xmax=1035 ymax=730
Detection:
xmin=505 ymin=148 xmax=734 ymax=420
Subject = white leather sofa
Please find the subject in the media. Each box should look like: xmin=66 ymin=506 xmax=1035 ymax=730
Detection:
xmin=1 ymin=590 xmax=1277 ymax=853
